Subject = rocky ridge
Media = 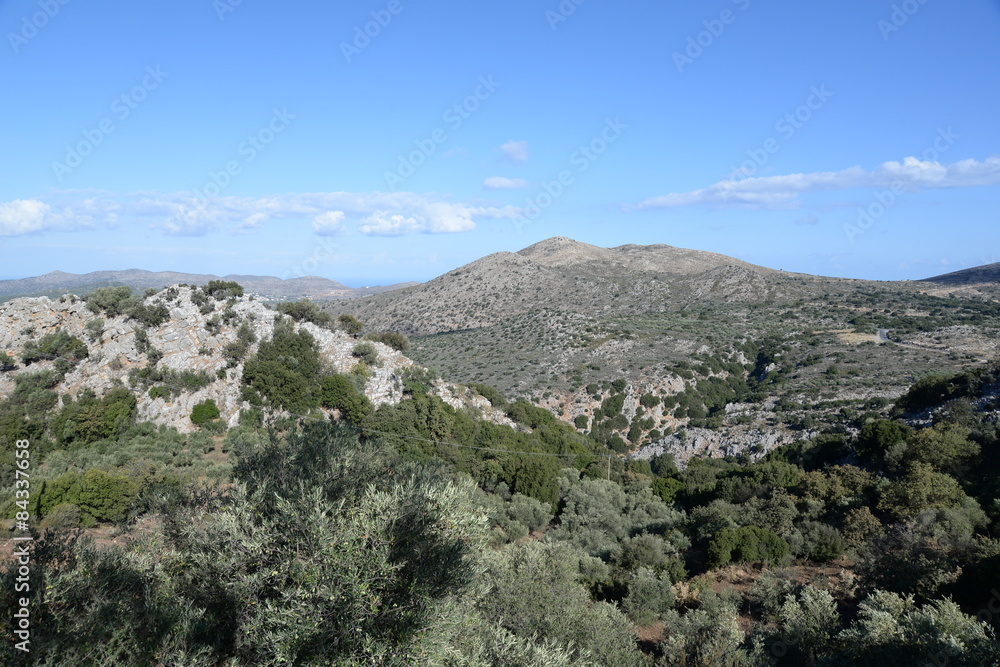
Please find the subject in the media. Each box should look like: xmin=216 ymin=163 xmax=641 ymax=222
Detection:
xmin=0 ymin=286 xmax=511 ymax=433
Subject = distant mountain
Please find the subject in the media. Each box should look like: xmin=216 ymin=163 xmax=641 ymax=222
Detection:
xmin=921 ymin=263 xmax=1000 ymax=285
xmin=326 ymin=236 xmax=810 ymax=335
xmin=0 ymin=269 xmax=418 ymax=302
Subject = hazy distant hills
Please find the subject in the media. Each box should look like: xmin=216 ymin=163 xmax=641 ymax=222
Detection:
xmin=922 ymin=263 xmax=1000 ymax=285
xmin=0 ymin=269 xmax=418 ymax=302
xmin=327 ymin=236 xmax=815 ymax=335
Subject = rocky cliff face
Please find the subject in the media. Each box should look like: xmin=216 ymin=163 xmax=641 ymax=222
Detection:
xmin=630 ymin=426 xmax=813 ymax=469
xmin=0 ymin=287 xmax=422 ymax=432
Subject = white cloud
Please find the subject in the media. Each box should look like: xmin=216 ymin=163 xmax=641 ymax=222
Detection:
xmin=0 ymin=199 xmax=52 ymax=236
xmin=312 ymin=210 xmax=347 ymax=236
xmin=500 ymin=140 xmax=529 ymax=164
xmin=0 ymin=190 xmax=524 ymax=238
xmin=359 ymin=212 xmax=427 ymax=236
xmin=629 ymin=156 xmax=1000 ymax=211
xmin=483 ymin=176 xmax=531 ymax=190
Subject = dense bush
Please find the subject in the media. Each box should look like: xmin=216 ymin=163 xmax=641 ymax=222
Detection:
xmin=507 ymin=399 xmax=558 ymax=429
xmin=85 ymin=286 xmax=170 ymax=326
xmin=834 ymin=590 xmax=1000 ymax=665
xmin=241 ymin=320 xmax=322 ymax=413
xmin=191 ymin=399 xmax=221 ymax=427
xmin=85 ymin=285 xmax=134 ymax=317
xmin=36 ymin=468 xmax=140 ymax=526
xmin=276 ymin=298 xmax=332 ymax=327
xmin=21 ymin=329 xmax=89 ymax=366
xmin=639 ymin=392 xmax=660 ymax=408
xmin=478 ymin=541 xmax=646 ymax=667
xmin=471 ymin=383 xmax=507 ymax=408
xmin=203 ymin=280 xmax=244 ymax=298
xmin=2 ymin=423 xmax=505 ymax=664
xmin=366 ymin=331 xmax=410 ymax=352
xmin=50 ymin=387 xmax=137 ymax=447
xmin=708 ymin=525 xmax=790 ymax=567
xmin=222 ymin=321 xmax=257 ymax=365
xmin=337 ymin=313 xmax=364 ymax=336
xmin=127 ymin=301 xmax=170 ymax=327
xmin=351 ymin=341 xmax=379 ymax=366
xmin=320 ymin=374 xmax=373 ymax=424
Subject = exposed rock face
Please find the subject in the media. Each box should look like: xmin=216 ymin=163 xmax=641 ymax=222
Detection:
xmin=432 ymin=382 xmax=520 ymax=430
xmin=631 ymin=426 xmax=814 ymax=469
xmin=0 ymin=287 xmax=419 ymax=432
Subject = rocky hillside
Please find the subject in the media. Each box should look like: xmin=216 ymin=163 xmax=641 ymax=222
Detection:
xmin=0 ymin=269 xmax=419 ymax=303
xmin=922 ymin=262 xmax=1000 ymax=285
xmin=0 ymin=286 xmax=437 ymax=433
xmin=326 ymin=237 xmax=808 ymax=336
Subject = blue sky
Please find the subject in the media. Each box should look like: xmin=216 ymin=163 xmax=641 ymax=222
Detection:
xmin=1 ymin=0 xmax=998 ymax=285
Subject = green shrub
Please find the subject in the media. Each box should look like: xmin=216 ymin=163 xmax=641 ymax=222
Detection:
xmin=601 ymin=394 xmax=625 ymax=416
xmin=506 ymin=400 xmax=557 ymax=429
xmin=366 ymin=331 xmax=410 ymax=352
xmin=351 ymin=342 xmax=379 ymax=366
xmin=84 ymin=318 xmax=104 ymax=341
xmin=478 ymin=541 xmax=646 ymax=666
xmin=574 ymin=414 xmax=589 ymax=430
xmin=203 ymin=280 xmax=244 ymax=298
xmin=797 ymin=520 xmax=847 ymax=562
xmin=835 ymin=590 xmax=1000 ymax=665
xmin=37 ymin=468 xmax=140 ymax=526
xmin=652 ymin=477 xmax=685 ymax=504
xmin=21 ymin=330 xmax=89 ymax=366
xmin=191 ymin=399 xmax=221 ymax=427
xmin=85 ymin=285 xmax=134 ymax=316
xmin=471 ymin=383 xmax=507 ymax=408
xmin=337 ymin=313 xmax=363 ymax=336
xmin=127 ymin=301 xmax=170 ymax=327
xmin=506 ymin=493 xmax=553 ymax=533
xmin=277 ymin=298 xmax=332 ymax=327
xmin=241 ymin=320 xmax=322 ymax=413
xmin=623 ymin=567 xmax=676 ymax=625
xmin=708 ymin=525 xmax=790 ymax=567
xmin=50 ymin=387 xmax=136 ymax=446
xmin=856 ymin=419 xmax=912 ymax=468
xmin=320 ymin=374 xmax=373 ymax=424
xmin=658 ymin=591 xmax=747 ymax=665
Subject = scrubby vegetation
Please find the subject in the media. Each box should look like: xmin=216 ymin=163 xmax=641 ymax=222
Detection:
xmin=86 ymin=285 xmax=170 ymax=327
xmin=3 ymin=274 xmax=1000 ymax=664
xmin=2 ymin=358 xmax=998 ymax=663
xmin=366 ymin=330 xmax=411 ymax=352
xmin=276 ymin=298 xmax=333 ymax=327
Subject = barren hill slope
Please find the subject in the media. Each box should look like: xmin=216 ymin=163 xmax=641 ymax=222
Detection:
xmin=330 ymin=237 xmax=800 ymax=335
xmin=922 ymin=262 xmax=1000 ymax=285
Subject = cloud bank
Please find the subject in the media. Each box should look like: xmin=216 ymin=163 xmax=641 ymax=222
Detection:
xmin=0 ymin=191 xmax=522 ymax=238
xmin=628 ymin=156 xmax=1000 ymax=211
